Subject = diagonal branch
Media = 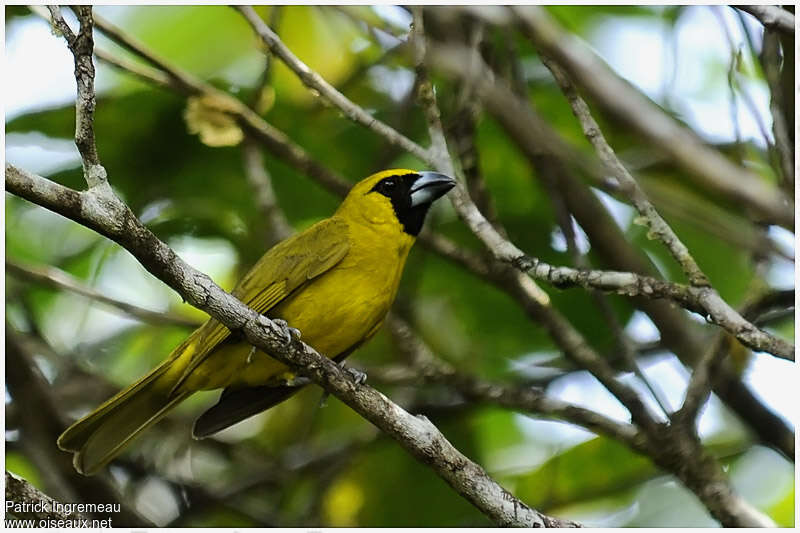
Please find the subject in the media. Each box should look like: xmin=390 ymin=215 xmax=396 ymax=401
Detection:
xmin=6 ymin=259 xmax=200 ymax=328
xmin=385 ymin=315 xmax=647 ymax=452
xmin=235 ymin=5 xmax=432 ymax=165
xmin=538 ymin=55 xmax=709 ymax=288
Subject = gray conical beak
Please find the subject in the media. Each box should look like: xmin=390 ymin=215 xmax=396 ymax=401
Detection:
xmin=410 ymin=172 xmax=456 ymax=207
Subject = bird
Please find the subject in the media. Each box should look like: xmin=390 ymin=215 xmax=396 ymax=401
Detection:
xmin=57 ymin=169 xmax=456 ymax=475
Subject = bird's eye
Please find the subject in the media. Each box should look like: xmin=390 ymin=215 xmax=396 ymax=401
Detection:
xmin=383 ymin=179 xmax=396 ymax=189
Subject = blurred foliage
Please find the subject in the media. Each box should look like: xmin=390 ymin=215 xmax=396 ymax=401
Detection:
xmin=5 ymin=4 xmax=794 ymax=527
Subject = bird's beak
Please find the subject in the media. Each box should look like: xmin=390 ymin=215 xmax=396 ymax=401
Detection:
xmin=410 ymin=172 xmax=456 ymax=207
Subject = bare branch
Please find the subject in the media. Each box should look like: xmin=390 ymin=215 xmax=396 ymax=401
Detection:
xmin=236 ymin=6 xmax=432 ymax=165
xmin=386 ymin=315 xmax=646 ymax=451
xmin=5 ymin=163 xmax=577 ymax=528
xmin=6 ymin=259 xmax=199 ymax=328
xmin=737 ymin=5 xmax=795 ymax=35
xmin=47 ymin=5 xmax=105 ymax=187
xmin=540 ymin=55 xmax=710 ymax=288
xmin=510 ymin=5 xmax=793 ymax=229
xmin=677 ymin=287 xmax=795 ymax=426
xmin=561 ymin=161 xmax=795 ymax=457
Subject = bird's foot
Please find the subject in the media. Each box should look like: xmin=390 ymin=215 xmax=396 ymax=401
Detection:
xmin=273 ymin=318 xmax=301 ymax=346
xmin=340 ymin=361 xmax=367 ymax=385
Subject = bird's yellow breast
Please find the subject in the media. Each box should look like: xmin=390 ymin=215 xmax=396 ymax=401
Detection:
xmin=181 ymin=214 xmax=414 ymax=390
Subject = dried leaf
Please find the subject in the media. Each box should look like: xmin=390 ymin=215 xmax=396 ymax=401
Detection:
xmin=184 ymin=94 xmax=244 ymax=147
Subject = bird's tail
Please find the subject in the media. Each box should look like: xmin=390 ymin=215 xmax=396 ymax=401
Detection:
xmin=57 ymin=354 xmax=191 ymax=476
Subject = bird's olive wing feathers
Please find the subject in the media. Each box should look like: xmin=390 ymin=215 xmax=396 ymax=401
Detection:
xmin=171 ymin=218 xmax=350 ymax=392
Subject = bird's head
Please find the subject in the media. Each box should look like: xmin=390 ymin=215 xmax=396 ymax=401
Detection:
xmin=337 ymin=169 xmax=456 ymax=236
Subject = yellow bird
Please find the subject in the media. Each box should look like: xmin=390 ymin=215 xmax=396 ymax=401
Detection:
xmin=58 ymin=169 xmax=455 ymax=475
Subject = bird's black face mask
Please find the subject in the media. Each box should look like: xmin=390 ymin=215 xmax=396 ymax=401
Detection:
xmin=369 ymin=171 xmax=455 ymax=236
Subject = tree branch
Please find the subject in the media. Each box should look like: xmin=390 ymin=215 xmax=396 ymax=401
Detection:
xmin=385 ymin=315 xmax=646 ymax=452
xmin=737 ymin=5 xmax=795 ymax=35
xmin=539 ymin=55 xmax=709 ymax=288
xmin=6 ymin=259 xmax=199 ymax=327
xmin=236 ymin=6 xmax=432 ymax=165
xmin=46 ymin=5 xmax=105 ymax=187
xmin=510 ymin=5 xmax=793 ymax=229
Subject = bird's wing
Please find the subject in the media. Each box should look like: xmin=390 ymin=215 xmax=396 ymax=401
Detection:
xmin=170 ymin=217 xmax=350 ymax=392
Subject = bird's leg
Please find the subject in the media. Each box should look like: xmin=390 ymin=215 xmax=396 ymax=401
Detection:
xmin=246 ymin=345 xmax=257 ymax=364
xmin=272 ymin=318 xmax=301 ymax=346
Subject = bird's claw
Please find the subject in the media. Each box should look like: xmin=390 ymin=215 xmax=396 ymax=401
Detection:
xmin=273 ymin=319 xmax=301 ymax=346
xmin=341 ymin=362 xmax=367 ymax=385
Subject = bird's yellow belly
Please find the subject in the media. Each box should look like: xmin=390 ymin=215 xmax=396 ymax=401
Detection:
xmin=181 ymin=260 xmax=401 ymax=391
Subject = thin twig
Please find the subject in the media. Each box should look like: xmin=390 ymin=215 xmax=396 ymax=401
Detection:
xmin=47 ymin=5 xmax=105 ymax=187
xmin=248 ymin=5 xmax=282 ymax=112
xmin=540 ymin=54 xmax=710 ymax=288
xmin=711 ymin=7 xmax=774 ymax=159
xmin=6 ymin=259 xmax=200 ymax=327
xmin=236 ymin=6 xmax=432 ymax=165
